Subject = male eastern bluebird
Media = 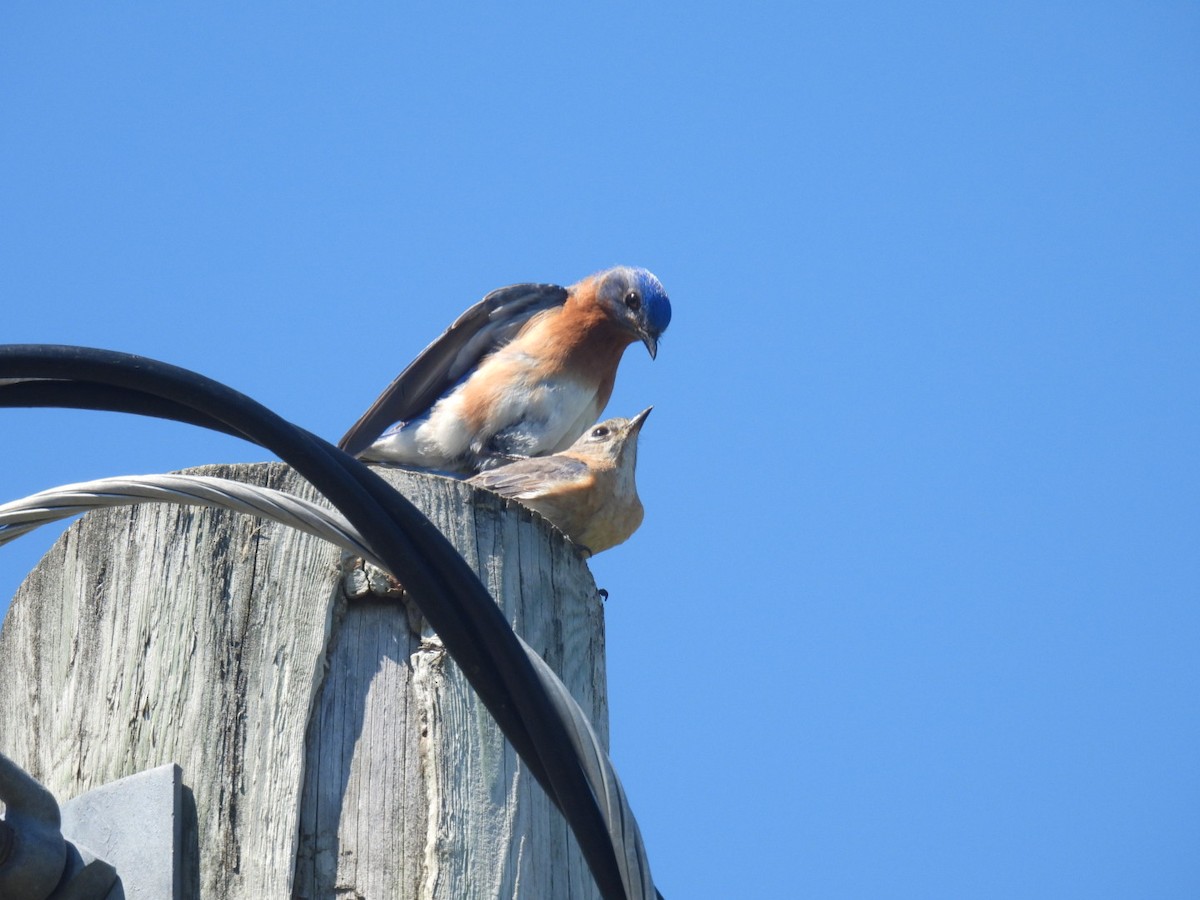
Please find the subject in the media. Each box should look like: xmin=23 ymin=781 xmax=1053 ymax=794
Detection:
xmin=468 ymin=407 xmax=652 ymax=556
xmin=337 ymin=267 xmax=671 ymax=473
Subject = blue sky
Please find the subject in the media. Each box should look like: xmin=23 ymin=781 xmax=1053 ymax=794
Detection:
xmin=3 ymin=4 xmax=1198 ymax=897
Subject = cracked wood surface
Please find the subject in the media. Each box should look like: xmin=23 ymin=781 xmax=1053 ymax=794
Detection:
xmin=0 ymin=462 xmax=608 ymax=899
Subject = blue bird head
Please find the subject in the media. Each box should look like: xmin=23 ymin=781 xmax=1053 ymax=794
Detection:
xmin=596 ymin=266 xmax=672 ymax=358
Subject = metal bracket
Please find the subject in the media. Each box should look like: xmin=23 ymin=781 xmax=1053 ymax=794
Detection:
xmin=0 ymin=753 xmax=182 ymax=899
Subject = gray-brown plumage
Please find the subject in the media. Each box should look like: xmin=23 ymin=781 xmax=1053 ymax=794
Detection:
xmin=468 ymin=407 xmax=651 ymax=556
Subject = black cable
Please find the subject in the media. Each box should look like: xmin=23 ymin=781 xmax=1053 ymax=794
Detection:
xmin=0 ymin=346 xmax=638 ymax=900
xmin=0 ymin=380 xmax=244 ymax=438
xmin=1 ymin=352 xmax=629 ymax=898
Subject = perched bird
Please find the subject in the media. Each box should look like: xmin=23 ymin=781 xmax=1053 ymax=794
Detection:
xmin=468 ymin=407 xmax=652 ymax=556
xmin=338 ymin=266 xmax=671 ymax=473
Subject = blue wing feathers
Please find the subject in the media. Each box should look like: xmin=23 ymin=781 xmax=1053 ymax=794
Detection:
xmin=338 ymin=282 xmax=568 ymax=455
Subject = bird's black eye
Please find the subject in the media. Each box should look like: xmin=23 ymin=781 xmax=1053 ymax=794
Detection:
xmin=591 ymin=426 xmax=610 ymax=438
xmin=624 ymin=290 xmax=641 ymax=312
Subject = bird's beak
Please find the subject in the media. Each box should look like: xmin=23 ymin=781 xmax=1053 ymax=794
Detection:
xmin=640 ymin=331 xmax=658 ymax=360
xmin=629 ymin=406 xmax=652 ymax=434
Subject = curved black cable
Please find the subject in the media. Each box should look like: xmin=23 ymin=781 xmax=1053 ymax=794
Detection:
xmin=0 ymin=346 xmax=641 ymax=900
xmin=0 ymin=352 xmax=629 ymax=897
xmin=0 ymin=380 xmax=243 ymax=438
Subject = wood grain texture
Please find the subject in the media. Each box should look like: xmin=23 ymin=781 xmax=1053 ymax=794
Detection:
xmin=0 ymin=462 xmax=608 ymax=899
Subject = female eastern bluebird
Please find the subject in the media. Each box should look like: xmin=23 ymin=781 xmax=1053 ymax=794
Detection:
xmin=337 ymin=267 xmax=671 ymax=473
xmin=468 ymin=407 xmax=652 ymax=556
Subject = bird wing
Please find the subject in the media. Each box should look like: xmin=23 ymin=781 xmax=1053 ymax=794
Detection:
xmin=338 ymin=282 xmax=570 ymax=455
xmin=469 ymin=455 xmax=591 ymax=501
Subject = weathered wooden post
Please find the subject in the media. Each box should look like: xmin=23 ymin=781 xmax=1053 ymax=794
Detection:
xmin=0 ymin=462 xmax=610 ymax=898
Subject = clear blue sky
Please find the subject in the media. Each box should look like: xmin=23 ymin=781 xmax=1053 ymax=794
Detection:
xmin=3 ymin=5 xmax=1198 ymax=897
